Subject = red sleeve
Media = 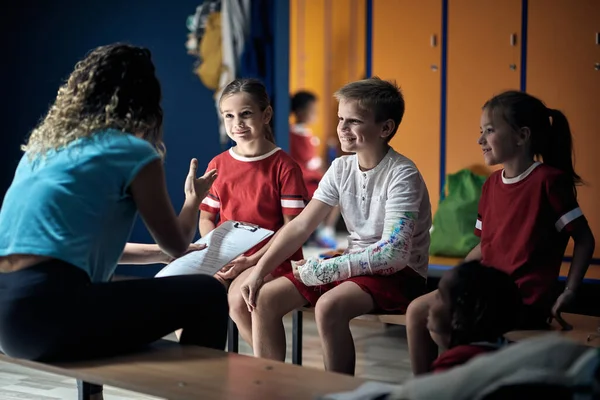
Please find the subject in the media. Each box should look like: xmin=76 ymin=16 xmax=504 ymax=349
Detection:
xmin=474 ymin=179 xmax=489 ymax=237
xmin=431 ymin=345 xmax=491 ymax=373
xmin=199 ymin=159 xmax=220 ymax=214
xmin=280 ymin=160 xmax=309 ymax=216
xmin=546 ymin=173 xmax=585 ymax=234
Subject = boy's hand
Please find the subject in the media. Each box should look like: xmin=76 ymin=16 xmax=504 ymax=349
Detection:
xmin=551 ymin=289 xmax=575 ymax=331
xmin=184 ymin=158 xmax=217 ymax=202
xmin=217 ymin=255 xmax=255 ymax=280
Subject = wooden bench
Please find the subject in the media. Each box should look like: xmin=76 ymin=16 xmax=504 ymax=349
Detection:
xmin=0 ymin=339 xmax=364 ymax=400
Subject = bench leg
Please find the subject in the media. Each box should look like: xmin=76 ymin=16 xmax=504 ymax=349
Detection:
xmin=227 ymin=317 xmax=239 ymax=353
xmin=77 ymin=380 xmax=102 ymax=400
xmin=292 ymin=309 xmax=303 ymax=366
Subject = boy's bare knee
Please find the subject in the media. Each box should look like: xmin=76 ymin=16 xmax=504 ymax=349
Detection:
xmin=314 ymin=296 xmax=347 ymax=326
xmin=254 ymin=278 xmax=305 ymax=319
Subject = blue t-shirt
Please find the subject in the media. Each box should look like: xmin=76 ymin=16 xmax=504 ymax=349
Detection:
xmin=0 ymin=129 xmax=160 ymax=282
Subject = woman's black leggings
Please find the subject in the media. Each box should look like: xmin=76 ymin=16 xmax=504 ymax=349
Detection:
xmin=0 ymin=259 xmax=229 ymax=363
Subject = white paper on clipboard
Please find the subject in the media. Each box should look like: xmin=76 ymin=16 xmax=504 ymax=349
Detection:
xmin=155 ymin=221 xmax=274 ymax=278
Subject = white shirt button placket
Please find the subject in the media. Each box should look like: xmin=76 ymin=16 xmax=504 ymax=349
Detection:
xmin=362 ymin=173 xmax=367 ymax=210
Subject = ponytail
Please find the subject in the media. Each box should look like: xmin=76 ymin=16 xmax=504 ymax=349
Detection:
xmin=544 ymin=109 xmax=582 ymax=193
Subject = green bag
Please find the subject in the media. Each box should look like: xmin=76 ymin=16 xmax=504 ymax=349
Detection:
xmin=429 ymin=169 xmax=487 ymax=257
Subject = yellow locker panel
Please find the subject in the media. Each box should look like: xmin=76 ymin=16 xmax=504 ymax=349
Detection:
xmin=372 ymin=0 xmax=442 ymax=213
xmin=446 ymin=0 xmax=522 ymax=177
xmin=527 ymin=0 xmax=600 ymax=258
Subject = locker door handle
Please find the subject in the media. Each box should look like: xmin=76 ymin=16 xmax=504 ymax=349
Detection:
xmin=430 ymin=34 xmax=437 ymax=47
xmin=510 ymin=33 xmax=517 ymax=46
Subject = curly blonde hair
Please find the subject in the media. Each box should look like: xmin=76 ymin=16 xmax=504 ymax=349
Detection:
xmin=22 ymin=43 xmax=165 ymax=156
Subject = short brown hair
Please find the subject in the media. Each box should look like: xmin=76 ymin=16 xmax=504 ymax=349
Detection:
xmin=334 ymin=76 xmax=405 ymax=142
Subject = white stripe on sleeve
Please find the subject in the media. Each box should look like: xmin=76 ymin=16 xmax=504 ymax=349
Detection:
xmin=281 ymin=199 xmax=305 ymax=209
xmin=202 ymin=197 xmax=220 ymax=209
xmin=555 ymin=207 xmax=583 ymax=232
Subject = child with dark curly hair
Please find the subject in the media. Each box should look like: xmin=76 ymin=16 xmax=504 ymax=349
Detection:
xmin=427 ymin=261 xmax=523 ymax=373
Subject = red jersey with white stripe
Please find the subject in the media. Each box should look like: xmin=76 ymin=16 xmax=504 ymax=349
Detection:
xmin=200 ymin=147 xmax=307 ymax=262
xmin=475 ymin=162 xmax=586 ymax=310
xmin=289 ymin=124 xmax=324 ymax=198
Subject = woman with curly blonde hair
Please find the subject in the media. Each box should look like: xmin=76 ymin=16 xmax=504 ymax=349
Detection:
xmin=0 ymin=42 xmax=228 ymax=386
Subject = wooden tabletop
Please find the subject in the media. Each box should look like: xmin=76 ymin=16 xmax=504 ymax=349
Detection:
xmin=0 ymin=341 xmax=364 ymax=400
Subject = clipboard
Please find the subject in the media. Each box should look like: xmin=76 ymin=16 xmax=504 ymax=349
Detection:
xmin=155 ymin=221 xmax=274 ymax=278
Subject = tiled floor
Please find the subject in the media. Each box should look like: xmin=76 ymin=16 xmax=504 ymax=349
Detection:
xmin=0 ymin=236 xmax=414 ymax=399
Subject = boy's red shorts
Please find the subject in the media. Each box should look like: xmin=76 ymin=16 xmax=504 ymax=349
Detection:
xmin=283 ymin=267 xmax=426 ymax=313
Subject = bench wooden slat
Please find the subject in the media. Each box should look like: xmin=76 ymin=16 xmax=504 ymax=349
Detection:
xmin=0 ymin=340 xmax=364 ymax=400
xmin=428 ymin=256 xmax=600 ymax=282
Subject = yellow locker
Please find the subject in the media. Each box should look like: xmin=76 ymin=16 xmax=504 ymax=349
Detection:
xmin=372 ymin=0 xmax=443 ymax=213
xmin=446 ymin=0 xmax=522 ymax=178
xmin=527 ymin=0 xmax=600 ymax=258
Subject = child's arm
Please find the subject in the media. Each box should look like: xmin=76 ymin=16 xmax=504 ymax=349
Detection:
xmin=217 ymin=215 xmax=299 ymax=280
xmin=552 ymin=219 xmax=595 ymax=324
xmin=563 ymin=219 xmax=595 ymax=292
xmin=247 ymin=215 xmax=297 ymax=264
xmin=296 ymin=210 xmax=417 ymax=286
xmin=464 ymin=243 xmax=482 ymax=262
xmin=130 ymin=158 xmax=216 ymax=259
xmin=547 ymin=173 xmax=596 ymax=327
xmin=250 ymin=200 xmax=333 ymax=278
xmin=199 ymin=210 xmax=217 ymax=237
xmin=119 ymin=243 xmax=206 ymax=264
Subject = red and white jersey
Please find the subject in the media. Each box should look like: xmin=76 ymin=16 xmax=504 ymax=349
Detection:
xmin=475 ymin=162 xmax=586 ymax=309
xmin=289 ymin=124 xmax=323 ymax=173
xmin=200 ymin=147 xmax=308 ymax=261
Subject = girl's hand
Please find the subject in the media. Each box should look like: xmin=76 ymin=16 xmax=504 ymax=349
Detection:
xmin=184 ymin=159 xmax=217 ymax=202
xmin=241 ymin=269 xmax=265 ymax=312
xmin=291 ymin=259 xmax=307 ymax=281
xmin=216 ymin=256 xmax=256 ymax=280
xmin=162 ymin=243 xmax=207 ymax=264
xmin=551 ymin=289 xmax=576 ymax=331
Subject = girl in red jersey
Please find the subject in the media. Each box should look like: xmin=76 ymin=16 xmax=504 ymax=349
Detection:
xmin=427 ymin=261 xmax=521 ymax=373
xmin=407 ymin=90 xmax=596 ymax=375
xmin=199 ymin=78 xmax=308 ymax=348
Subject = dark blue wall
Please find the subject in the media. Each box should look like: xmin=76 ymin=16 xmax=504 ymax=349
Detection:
xmin=1 ymin=0 xmax=223 ymax=275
